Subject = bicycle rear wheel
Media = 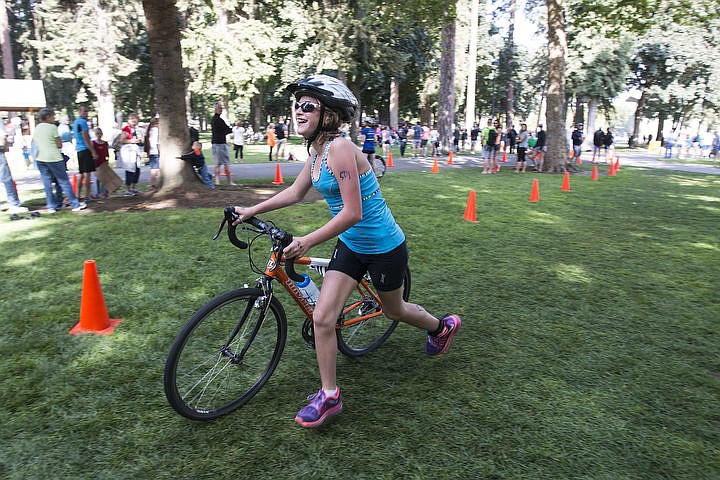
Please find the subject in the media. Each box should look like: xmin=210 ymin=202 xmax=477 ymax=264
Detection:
xmin=336 ymin=267 xmax=411 ymax=357
xmin=163 ymin=288 xmax=287 ymax=420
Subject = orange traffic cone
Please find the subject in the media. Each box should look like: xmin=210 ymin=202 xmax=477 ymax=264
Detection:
xmin=608 ymin=161 xmax=616 ymax=177
xmin=272 ymin=163 xmax=284 ymax=184
xmin=71 ymin=173 xmax=78 ymax=195
xmin=561 ymin=171 xmax=571 ymax=191
xmin=431 ymin=158 xmax=439 ymax=173
xmin=615 ymin=157 xmax=620 ymax=170
xmin=70 ymin=260 xmax=121 ymax=335
xmin=463 ymin=190 xmax=478 ymax=223
xmin=577 ymin=154 xmax=582 ymax=165
xmin=502 ymin=150 xmax=507 ymax=162
xmin=387 ymin=151 xmax=394 ymax=167
xmin=529 ymin=179 xmax=540 ymax=202
xmin=591 ymin=165 xmax=599 ymax=181
xmin=448 ymin=151 xmax=454 ymax=165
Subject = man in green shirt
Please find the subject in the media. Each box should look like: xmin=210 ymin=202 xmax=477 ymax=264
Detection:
xmin=33 ymin=108 xmax=86 ymax=213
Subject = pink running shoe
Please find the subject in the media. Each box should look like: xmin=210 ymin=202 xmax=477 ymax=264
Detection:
xmin=425 ymin=315 xmax=462 ymax=356
xmin=294 ymin=388 xmax=343 ymax=428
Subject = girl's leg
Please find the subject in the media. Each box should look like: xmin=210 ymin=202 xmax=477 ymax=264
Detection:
xmin=310 ymin=270 xmax=359 ymax=390
xmin=377 ymin=286 xmax=440 ymax=332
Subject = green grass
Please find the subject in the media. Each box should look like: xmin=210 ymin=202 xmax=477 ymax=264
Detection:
xmin=1 ymin=166 xmax=718 ymax=479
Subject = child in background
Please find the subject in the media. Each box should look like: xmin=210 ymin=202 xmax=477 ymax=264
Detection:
xmin=92 ymin=127 xmax=109 ymax=198
xmin=179 ymin=141 xmax=214 ymax=189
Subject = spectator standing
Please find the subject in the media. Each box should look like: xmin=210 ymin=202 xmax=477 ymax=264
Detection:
xmin=603 ymin=128 xmax=614 ymax=163
xmin=58 ymin=115 xmax=75 ymax=163
xmin=232 ymin=121 xmax=245 ymax=160
xmin=508 ymin=124 xmax=518 ymax=154
xmin=470 ymin=123 xmax=480 ymax=154
xmin=480 ymin=118 xmax=493 ymax=173
xmin=710 ymin=131 xmax=719 ymax=160
xmin=146 ymin=118 xmax=160 ymax=191
xmin=92 ymin=127 xmax=112 ymax=198
xmin=421 ymin=123 xmax=430 ymax=156
xmin=429 ymin=124 xmax=440 ymax=156
xmin=73 ymin=105 xmax=98 ymax=200
xmin=0 ymin=126 xmax=28 ymax=213
xmin=592 ymin=127 xmax=605 ymax=163
xmin=411 ymin=122 xmax=423 ymax=157
xmin=33 ymin=108 xmax=86 ymax=212
xmin=275 ymin=120 xmax=288 ymax=161
xmin=570 ymin=123 xmax=584 ymax=171
xmin=266 ymin=123 xmax=277 ymax=161
xmin=514 ymin=122 xmax=529 ymax=173
xmin=119 ymin=113 xmax=143 ymax=196
xmin=397 ymin=122 xmax=409 ymax=157
xmin=534 ymin=124 xmax=546 ymax=172
xmin=211 ymin=102 xmax=234 ymax=185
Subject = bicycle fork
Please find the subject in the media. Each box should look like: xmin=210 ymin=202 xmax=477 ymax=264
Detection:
xmin=222 ymin=281 xmax=275 ymax=364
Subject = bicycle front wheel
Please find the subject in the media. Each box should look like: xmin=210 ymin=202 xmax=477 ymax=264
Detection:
xmin=336 ymin=267 xmax=411 ymax=357
xmin=163 ymin=288 xmax=287 ymax=421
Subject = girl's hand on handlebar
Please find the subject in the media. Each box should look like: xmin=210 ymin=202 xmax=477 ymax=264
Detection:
xmin=232 ymin=206 xmax=255 ymax=225
xmin=283 ymin=235 xmax=310 ymax=259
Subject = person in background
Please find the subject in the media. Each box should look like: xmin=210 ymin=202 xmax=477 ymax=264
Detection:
xmin=73 ymin=105 xmax=98 ymax=200
xmin=266 ymin=123 xmax=277 ymax=161
xmin=232 ymin=74 xmax=461 ymax=429
xmin=570 ymin=123 xmax=584 ymax=172
xmin=534 ymin=124 xmax=546 ymax=172
xmin=119 ymin=113 xmax=143 ymax=196
xmin=0 ymin=126 xmax=28 ymax=213
xmin=33 ymin=108 xmax=86 ymax=213
xmin=514 ymin=122 xmax=529 ymax=173
xmin=211 ymin=102 xmax=234 ymax=185
xmin=92 ymin=127 xmax=110 ymax=198
xmin=232 ymin=120 xmax=245 ymax=160
xmin=179 ymin=141 xmax=214 ymax=189
xmin=146 ymin=118 xmax=160 ymax=191
xmin=275 ymin=120 xmax=288 ymax=161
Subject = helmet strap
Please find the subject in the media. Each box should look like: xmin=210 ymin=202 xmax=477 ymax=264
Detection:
xmin=306 ymin=104 xmax=326 ymax=155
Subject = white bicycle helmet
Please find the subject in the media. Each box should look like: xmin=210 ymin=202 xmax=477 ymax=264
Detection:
xmin=286 ymin=74 xmax=358 ymax=122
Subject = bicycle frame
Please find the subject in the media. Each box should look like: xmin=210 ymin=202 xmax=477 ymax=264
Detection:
xmin=262 ymin=252 xmax=384 ymax=328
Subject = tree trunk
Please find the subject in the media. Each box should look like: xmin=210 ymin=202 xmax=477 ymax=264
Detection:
xmin=389 ymin=76 xmax=399 ymax=130
xmin=632 ymin=90 xmax=646 ymax=141
xmin=94 ymin=1 xmax=115 ymax=135
xmin=656 ymin=111 xmax=666 ymax=143
xmin=0 ymin=0 xmax=14 ymax=79
xmin=465 ymin=0 xmax=479 ymax=136
xmin=505 ymin=0 xmax=516 ymax=128
xmin=142 ymin=0 xmax=199 ymax=192
xmin=545 ymin=0 xmax=568 ymax=173
xmin=585 ymin=97 xmax=598 ymax=149
xmin=438 ymin=17 xmax=455 ymax=153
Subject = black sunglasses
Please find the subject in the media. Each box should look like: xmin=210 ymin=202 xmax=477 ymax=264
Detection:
xmin=295 ymin=101 xmax=322 ymax=113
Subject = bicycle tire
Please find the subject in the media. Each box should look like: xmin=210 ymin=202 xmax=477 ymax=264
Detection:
xmin=373 ymin=155 xmax=387 ymax=179
xmin=163 ymin=288 xmax=287 ymax=420
xmin=336 ymin=267 xmax=411 ymax=357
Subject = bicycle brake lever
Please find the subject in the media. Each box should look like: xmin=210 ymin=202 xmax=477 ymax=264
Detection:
xmin=212 ymin=217 xmax=227 ymax=241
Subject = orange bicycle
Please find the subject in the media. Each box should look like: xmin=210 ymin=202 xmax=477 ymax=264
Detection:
xmin=163 ymin=207 xmax=410 ymax=420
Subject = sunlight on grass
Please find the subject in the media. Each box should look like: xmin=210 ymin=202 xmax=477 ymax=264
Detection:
xmin=683 ymin=194 xmax=720 ymax=203
xmin=527 ymin=210 xmax=562 ymax=224
xmin=0 ymin=221 xmax=52 ymax=238
xmin=683 ymin=242 xmax=719 ymax=251
xmin=6 ymin=250 xmax=45 ymax=267
xmin=554 ymin=263 xmax=593 ymax=284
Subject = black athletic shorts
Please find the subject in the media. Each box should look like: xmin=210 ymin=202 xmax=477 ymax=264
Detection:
xmin=328 ymin=239 xmax=408 ymax=291
xmin=77 ymin=149 xmax=95 ymax=173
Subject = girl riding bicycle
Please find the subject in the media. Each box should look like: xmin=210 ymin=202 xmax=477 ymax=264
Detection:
xmin=232 ymin=74 xmax=461 ymax=428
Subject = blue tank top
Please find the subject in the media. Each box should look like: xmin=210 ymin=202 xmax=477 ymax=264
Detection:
xmin=311 ymin=139 xmax=405 ymax=254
